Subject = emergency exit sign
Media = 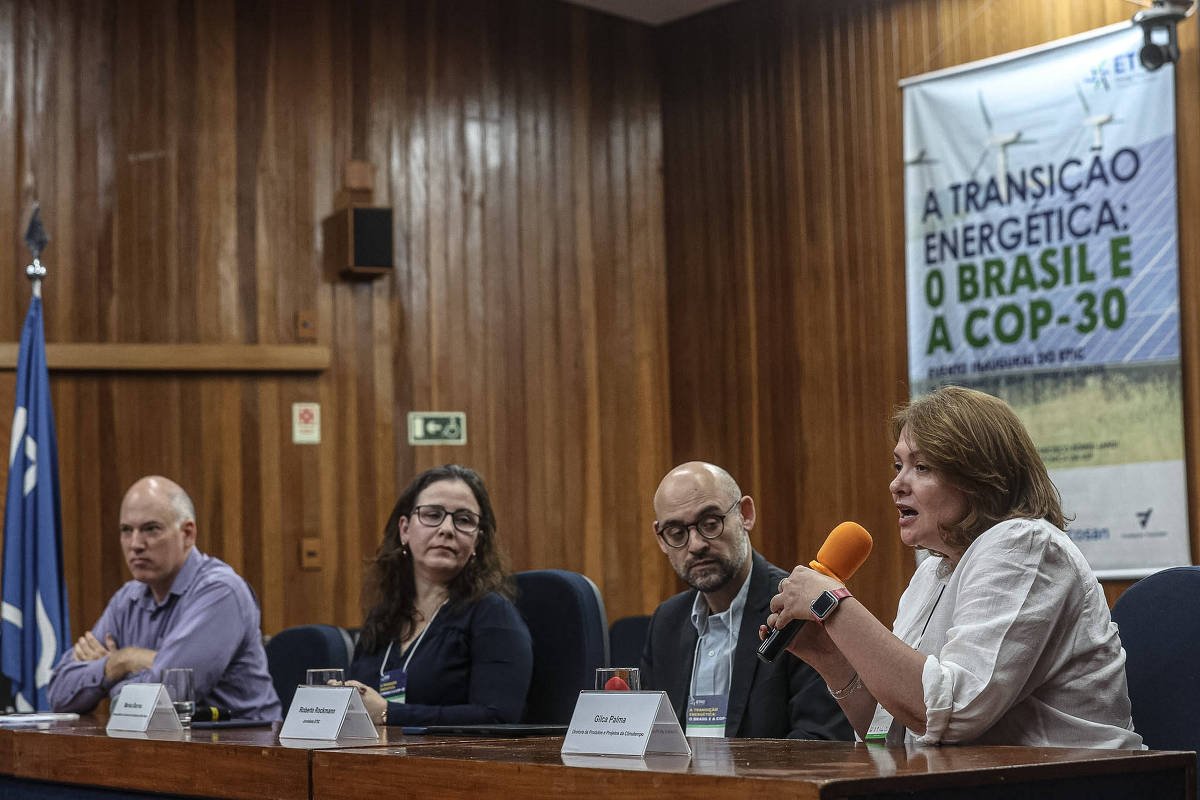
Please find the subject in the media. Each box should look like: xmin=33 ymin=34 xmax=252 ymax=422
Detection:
xmin=408 ymin=412 xmax=467 ymax=445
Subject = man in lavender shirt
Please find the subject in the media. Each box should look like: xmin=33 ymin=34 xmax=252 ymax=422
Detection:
xmin=47 ymin=476 xmax=281 ymax=720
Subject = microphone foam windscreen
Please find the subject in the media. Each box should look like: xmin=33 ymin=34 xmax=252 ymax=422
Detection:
xmin=810 ymin=521 xmax=873 ymax=582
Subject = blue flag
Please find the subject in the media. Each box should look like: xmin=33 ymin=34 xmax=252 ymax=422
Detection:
xmin=1 ymin=293 xmax=69 ymax=711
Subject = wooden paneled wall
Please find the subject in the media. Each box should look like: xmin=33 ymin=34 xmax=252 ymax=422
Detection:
xmin=4 ymin=0 xmax=1198 ymax=645
xmin=660 ymin=0 xmax=1200 ymax=616
xmin=0 ymin=0 xmax=675 ymax=635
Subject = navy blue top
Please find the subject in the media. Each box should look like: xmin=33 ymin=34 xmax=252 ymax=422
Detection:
xmin=349 ymin=592 xmax=533 ymax=726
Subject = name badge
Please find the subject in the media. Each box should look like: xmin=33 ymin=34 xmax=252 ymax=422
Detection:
xmin=685 ymin=694 xmax=728 ymax=737
xmin=865 ymin=703 xmax=893 ymax=744
xmin=380 ymin=669 xmax=407 ymax=705
xmin=106 ymin=684 xmax=182 ymax=733
xmin=279 ymin=686 xmax=379 ymax=742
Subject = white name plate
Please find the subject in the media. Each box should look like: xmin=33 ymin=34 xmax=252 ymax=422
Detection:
xmin=279 ymin=686 xmax=379 ymax=741
xmin=561 ymin=691 xmax=690 ymax=758
xmin=106 ymin=684 xmax=182 ymax=734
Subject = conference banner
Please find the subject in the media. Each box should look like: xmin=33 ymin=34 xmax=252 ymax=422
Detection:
xmin=901 ymin=23 xmax=1191 ymax=577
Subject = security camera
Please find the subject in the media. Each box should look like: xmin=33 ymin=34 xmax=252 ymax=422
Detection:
xmin=1133 ymin=1 xmax=1192 ymax=71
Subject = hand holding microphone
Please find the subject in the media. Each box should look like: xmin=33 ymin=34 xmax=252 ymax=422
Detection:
xmin=757 ymin=521 xmax=873 ymax=664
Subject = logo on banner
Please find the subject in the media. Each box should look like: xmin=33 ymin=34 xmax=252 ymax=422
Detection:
xmin=1085 ymin=51 xmax=1140 ymax=90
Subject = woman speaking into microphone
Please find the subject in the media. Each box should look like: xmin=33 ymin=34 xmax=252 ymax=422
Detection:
xmin=767 ymin=386 xmax=1141 ymax=748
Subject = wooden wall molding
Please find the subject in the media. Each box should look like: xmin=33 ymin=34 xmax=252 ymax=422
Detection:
xmin=0 ymin=343 xmax=330 ymax=372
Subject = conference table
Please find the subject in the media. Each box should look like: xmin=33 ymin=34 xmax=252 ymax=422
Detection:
xmin=0 ymin=719 xmax=1193 ymax=799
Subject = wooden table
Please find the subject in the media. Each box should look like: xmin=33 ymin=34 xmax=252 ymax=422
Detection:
xmin=0 ymin=725 xmax=13 ymax=775
xmin=311 ymin=736 xmax=1196 ymax=799
xmin=3 ymin=722 xmax=310 ymax=799
xmin=0 ymin=723 xmax=1194 ymax=799
xmin=0 ymin=721 xmax=428 ymax=800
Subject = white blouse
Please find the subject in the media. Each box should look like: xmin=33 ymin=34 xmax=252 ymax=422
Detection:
xmin=888 ymin=517 xmax=1142 ymax=749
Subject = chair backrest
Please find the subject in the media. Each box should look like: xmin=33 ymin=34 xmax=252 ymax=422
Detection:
xmin=608 ymin=614 xmax=651 ymax=669
xmin=264 ymin=624 xmax=356 ymax=711
xmin=1111 ymin=565 xmax=1200 ymax=794
xmin=513 ymin=569 xmax=609 ymax=724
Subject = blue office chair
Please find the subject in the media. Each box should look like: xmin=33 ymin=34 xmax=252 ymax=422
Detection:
xmin=265 ymin=624 xmax=356 ymax=711
xmin=1111 ymin=566 xmax=1200 ymax=797
xmin=514 ymin=569 xmax=610 ymax=724
xmin=609 ymin=614 xmax=651 ymax=668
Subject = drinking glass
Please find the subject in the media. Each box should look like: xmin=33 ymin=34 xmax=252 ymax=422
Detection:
xmin=162 ymin=668 xmax=195 ymax=728
xmin=305 ymin=668 xmax=345 ymax=686
xmin=595 ymin=666 xmax=640 ymax=691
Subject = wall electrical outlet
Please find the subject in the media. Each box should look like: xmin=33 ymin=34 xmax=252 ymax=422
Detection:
xmin=295 ymin=310 xmax=318 ymax=342
xmin=300 ymin=537 xmax=323 ymax=570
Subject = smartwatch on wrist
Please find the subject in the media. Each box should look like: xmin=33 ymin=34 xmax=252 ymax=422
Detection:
xmin=811 ymin=587 xmax=853 ymax=623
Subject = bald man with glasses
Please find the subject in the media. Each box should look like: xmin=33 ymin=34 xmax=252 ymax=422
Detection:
xmin=639 ymin=462 xmax=851 ymax=740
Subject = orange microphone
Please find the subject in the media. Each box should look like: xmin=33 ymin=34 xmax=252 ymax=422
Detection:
xmin=756 ymin=521 xmax=873 ymax=663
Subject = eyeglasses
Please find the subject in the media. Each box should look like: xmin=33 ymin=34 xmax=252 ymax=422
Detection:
xmin=655 ymin=498 xmax=741 ymax=549
xmin=412 ymin=505 xmax=482 ymax=535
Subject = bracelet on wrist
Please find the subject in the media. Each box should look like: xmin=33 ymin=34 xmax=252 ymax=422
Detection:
xmin=827 ymin=672 xmax=863 ymax=700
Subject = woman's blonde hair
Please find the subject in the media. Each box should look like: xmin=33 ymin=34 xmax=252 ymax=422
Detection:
xmin=892 ymin=386 xmax=1066 ymax=552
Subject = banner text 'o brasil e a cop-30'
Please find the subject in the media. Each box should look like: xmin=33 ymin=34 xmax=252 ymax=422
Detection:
xmin=901 ymin=23 xmax=1191 ymax=577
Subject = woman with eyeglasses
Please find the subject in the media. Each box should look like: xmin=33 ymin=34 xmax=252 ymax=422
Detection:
xmin=345 ymin=464 xmax=532 ymax=727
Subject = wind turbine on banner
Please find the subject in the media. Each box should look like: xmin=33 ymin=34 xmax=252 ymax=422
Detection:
xmin=1075 ymin=85 xmax=1116 ymax=152
xmin=904 ymin=148 xmax=937 ymax=169
xmin=904 ymin=146 xmax=940 ymax=223
xmin=969 ymin=91 xmax=1031 ymax=203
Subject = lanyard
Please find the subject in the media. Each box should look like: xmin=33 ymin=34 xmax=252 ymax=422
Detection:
xmin=379 ymin=600 xmax=446 ymax=679
xmin=918 ymin=584 xmax=947 ymax=644
xmin=866 ymin=582 xmax=947 ymax=745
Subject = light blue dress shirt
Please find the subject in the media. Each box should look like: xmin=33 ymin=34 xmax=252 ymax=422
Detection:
xmin=688 ymin=561 xmax=753 ymax=700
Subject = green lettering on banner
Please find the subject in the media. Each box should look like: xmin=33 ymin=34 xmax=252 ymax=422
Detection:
xmin=994 ymin=303 xmax=1024 ymax=344
xmin=1102 ymin=288 xmax=1127 ymax=330
xmin=983 ymin=259 xmax=1005 ymax=298
xmin=925 ymin=269 xmax=945 ymax=307
xmin=1030 ymin=300 xmax=1052 ymax=340
xmin=1077 ymin=243 xmax=1098 ymax=283
xmin=1075 ymin=291 xmax=1098 ymax=334
xmin=926 ymin=316 xmax=952 ymax=354
xmin=1110 ymin=235 xmax=1132 ymax=279
xmin=958 ymin=263 xmax=979 ymax=301
xmin=965 ymin=307 xmax=989 ymax=348
xmin=1010 ymin=254 xmax=1036 ymax=294
xmin=959 ymin=299 xmax=1058 ymax=350
xmin=1038 ymin=248 xmax=1060 ymax=290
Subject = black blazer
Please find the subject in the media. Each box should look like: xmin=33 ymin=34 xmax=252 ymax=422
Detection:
xmin=640 ymin=551 xmax=852 ymax=740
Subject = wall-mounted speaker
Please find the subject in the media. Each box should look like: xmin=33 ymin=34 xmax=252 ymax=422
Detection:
xmin=323 ymin=206 xmax=394 ymax=280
